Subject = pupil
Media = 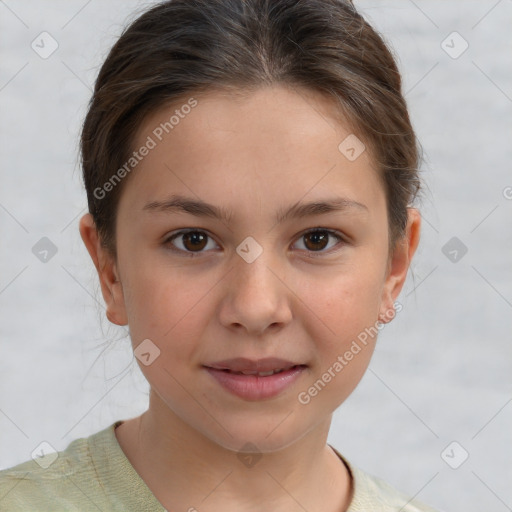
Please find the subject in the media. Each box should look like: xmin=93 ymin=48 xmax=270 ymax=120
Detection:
xmin=185 ymin=232 xmax=206 ymax=250
xmin=306 ymin=231 xmax=327 ymax=250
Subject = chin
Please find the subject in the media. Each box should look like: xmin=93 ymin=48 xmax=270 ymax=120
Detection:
xmin=194 ymin=412 xmax=322 ymax=455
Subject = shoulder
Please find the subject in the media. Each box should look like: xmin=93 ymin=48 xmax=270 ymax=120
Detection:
xmin=0 ymin=435 xmax=92 ymax=510
xmin=0 ymin=423 xmax=119 ymax=511
xmin=329 ymin=446 xmax=442 ymax=512
xmin=0 ymin=420 xmax=164 ymax=511
xmin=348 ymin=465 xmax=441 ymax=512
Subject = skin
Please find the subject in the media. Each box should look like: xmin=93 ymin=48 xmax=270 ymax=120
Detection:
xmin=79 ymin=84 xmax=420 ymax=512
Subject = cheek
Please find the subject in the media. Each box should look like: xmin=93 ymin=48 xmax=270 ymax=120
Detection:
xmin=296 ymin=263 xmax=383 ymax=402
xmin=121 ymin=260 xmax=217 ymax=358
xmin=302 ymin=263 xmax=383 ymax=342
xmin=125 ymin=272 xmax=214 ymax=399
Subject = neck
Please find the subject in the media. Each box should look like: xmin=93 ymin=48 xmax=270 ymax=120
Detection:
xmin=115 ymin=390 xmax=353 ymax=512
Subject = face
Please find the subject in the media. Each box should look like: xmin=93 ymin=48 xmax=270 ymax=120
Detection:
xmin=81 ymin=85 xmax=419 ymax=453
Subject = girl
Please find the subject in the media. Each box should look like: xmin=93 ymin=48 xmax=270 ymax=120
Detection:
xmin=0 ymin=0 xmax=440 ymax=510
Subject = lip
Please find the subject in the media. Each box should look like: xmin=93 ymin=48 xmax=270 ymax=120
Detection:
xmin=204 ymin=357 xmax=303 ymax=373
xmin=204 ymin=362 xmax=308 ymax=401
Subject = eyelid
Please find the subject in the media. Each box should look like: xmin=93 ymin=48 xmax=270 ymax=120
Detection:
xmin=294 ymin=227 xmax=347 ymax=256
xmin=164 ymin=228 xmax=220 ymax=256
xmin=164 ymin=227 xmax=348 ymax=256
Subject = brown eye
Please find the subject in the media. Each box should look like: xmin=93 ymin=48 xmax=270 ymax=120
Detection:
xmin=166 ymin=230 xmax=217 ymax=255
xmin=181 ymin=231 xmax=207 ymax=251
xmin=303 ymin=231 xmax=329 ymax=251
xmin=293 ymin=229 xmax=344 ymax=254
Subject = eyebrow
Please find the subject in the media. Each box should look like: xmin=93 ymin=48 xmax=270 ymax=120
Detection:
xmin=142 ymin=194 xmax=368 ymax=224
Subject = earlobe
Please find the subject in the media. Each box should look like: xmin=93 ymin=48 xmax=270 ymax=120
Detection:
xmin=78 ymin=213 xmax=128 ymax=326
xmin=378 ymin=208 xmax=421 ymax=323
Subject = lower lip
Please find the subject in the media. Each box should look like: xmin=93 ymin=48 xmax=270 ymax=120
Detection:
xmin=204 ymin=365 xmax=307 ymax=400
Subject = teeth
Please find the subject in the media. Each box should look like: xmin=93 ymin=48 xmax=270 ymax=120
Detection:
xmin=216 ymin=365 xmax=301 ymax=376
xmin=238 ymin=368 xmax=286 ymax=376
xmin=257 ymin=369 xmax=282 ymax=376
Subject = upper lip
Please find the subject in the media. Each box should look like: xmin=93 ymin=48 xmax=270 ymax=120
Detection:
xmin=204 ymin=357 xmax=305 ymax=373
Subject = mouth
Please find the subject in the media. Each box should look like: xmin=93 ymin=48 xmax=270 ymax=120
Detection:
xmin=202 ymin=359 xmax=308 ymax=400
xmin=204 ymin=356 xmax=307 ymax=374
xmin=209 ymin=364 xmax=306 ymax=377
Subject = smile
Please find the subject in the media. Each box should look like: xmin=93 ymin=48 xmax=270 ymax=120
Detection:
xmin=204 ymin=364 xmax=308 ymax=400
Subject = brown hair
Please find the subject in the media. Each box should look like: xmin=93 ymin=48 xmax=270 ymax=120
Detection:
xmin=80 ymin=0 xmax=422 ymax=261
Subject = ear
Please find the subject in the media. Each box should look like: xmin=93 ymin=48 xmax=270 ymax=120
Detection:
xmin=378 ymin=208 xmax=421 ymax=323
xmin=79 ymin=213 xmax=128 ymax=326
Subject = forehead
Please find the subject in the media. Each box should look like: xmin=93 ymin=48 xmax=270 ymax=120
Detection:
xmin=120 ymin=85 xmax=384 ymax=220
xmin=134 ymin=84 xmax=365 ymax=157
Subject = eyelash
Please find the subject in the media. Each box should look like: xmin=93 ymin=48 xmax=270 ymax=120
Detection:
xmin=163 ymin=228 xmax=347 ymax=258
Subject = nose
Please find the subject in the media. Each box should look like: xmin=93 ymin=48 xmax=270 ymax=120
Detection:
xmin=218 ymin=248 xmax=293 ymax=336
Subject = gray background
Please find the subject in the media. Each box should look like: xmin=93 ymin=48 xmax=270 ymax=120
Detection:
xmin=1 ymin=1 xmax=511 ymax=511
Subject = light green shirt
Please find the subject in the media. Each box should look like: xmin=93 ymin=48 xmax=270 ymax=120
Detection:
xmin=0 ymin=420 xmax=439 ymax=511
